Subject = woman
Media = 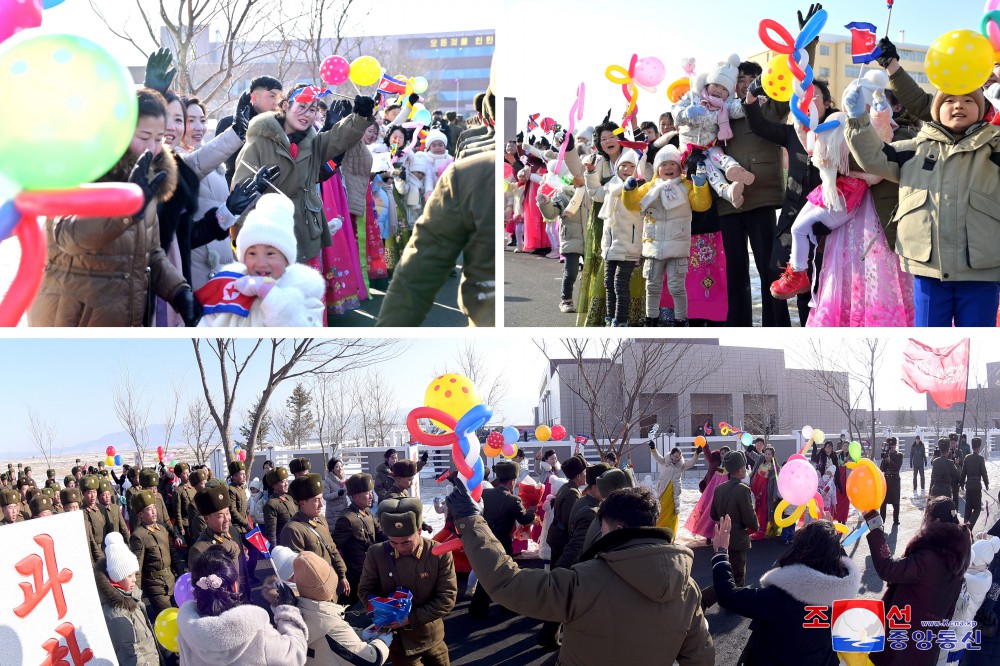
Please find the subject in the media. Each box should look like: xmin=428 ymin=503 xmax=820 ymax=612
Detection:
xmin=322 ymin=458 xmax=349 ymax=532
xmin=95 ymin=536 xmax=159 ymax=666
xmin=531 ymin=449 xmax=561 ymax=543
xmin=712 ymin=516 xmax=862 ymax=665
xmin=177 ymin=547 xmax=307 ymax=665
xmin=650 ymin=442 xmax=701 ymax=535
xmin=749 ymin=446 xmax=781 ymax=539
xmin=374 ymin=449 xmax=396 ymax=503
xmin=342 ymin=121 xmax=387 ymax=289
xmin=834 ymin=440 xmax=852 ymax=523
xmin=685 ymin=442 xmax=726 ymax=542
xmin=864 ymin=496 xmax=972 ymax=666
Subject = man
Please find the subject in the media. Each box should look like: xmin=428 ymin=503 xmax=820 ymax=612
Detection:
xmin=99 ymin=478 xmax=130 ymax=541
xmin=28 ymin=492 xmax=53 ymax=519
xmin=745 ymin=437 xmax=766 ymax=469
xmin=18 ymin=477 xmax=33 ymax=520
xmin=929 ymin=438 xmax=960 ymax=499
xmin=879 ymin=438 xmax=903 ymax=525
xmin=227 ymin=460 xmax=255 ymax=582
xmin=359 ymin=497 xmax=457 ymax=666
xmin=947 ymin=434 xmax=965 ymax=506
xmin=445 ymin=110 xmax=463 ymax=154
xmin=374 ymin=449 xmax=398 ymax=502
xmin=264 ymin=467 xmax=296 ymax=546
xmin=280 ymin=473 xmax=350 ymax=599
xmin=188 ymin=486 xmax=243 ymax=569
xmin=454 ymin=93 xmax=489 ymax=150
xmin=186 ymin=469 xmax=209 ymax=539
xmin=289 ymin=457 xmax=312 ymax=479
xmin=73 ymin=464 xmax=84 ymax=484
xmin=129 ymin=489 xmax=175 ymax=619
xmin=1 ymin=487 xmax=23 ymax=524
xmin=140 ymin=468 xmax=182 ymax=549
xmin=553 ymin=463 xmax=609 ymax=570
xmin=173 ymin=463 xmax=197 ymax=545
xmin=961 ymin=437 xmax=990 ymax=528
xmin=332 ymin=473 xmax=384 ymax=605
xmin=639 ymin=121 xmax=659 ymax=142
xmin=705 ymin=451 xmax=758 ymax=606
xmin=910 ymin=436 xmax=927 ymax=496
xmin=380 ymin=456 xmax=428 ymax=503
xmin=578 ymin=468 xmax=634 ymax=554
xmin=216 ymin=75 xmax=282 ymax=184
xmin=63 ymin=475 xmax=76 ymax=489
xmin=81 ymin=474 xmax=107 ymax=562
xmin=60 ymin=486 xmax=82 ymax=512
xmin=469 ymin=461 xmax=536 ymax=618
xmin=43 ymin=486 xmax=62 ymax=514
xmin=959 ymin=433 xmax=972 ymax=457
xmin=449 ymin=481 xmax=713 ymax=665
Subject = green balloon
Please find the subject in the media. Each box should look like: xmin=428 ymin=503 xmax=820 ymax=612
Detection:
xmin=0 ymin=32 xmax=138 ymax=189
xmin=849 ymin=441 xmax=862 ymax=462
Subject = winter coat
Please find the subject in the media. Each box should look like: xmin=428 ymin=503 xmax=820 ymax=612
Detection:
xmin=846 ymin=114 xmax=1000 ymax=282
xmin=713 ymin=553 xmax=862 ymax=666
xmin=870 ymin=123 xmax=919 ymax=249
xmin=537 ymin=185 xmax=587 ymax=256
xmin=93 ymin=558 xmax=159 ymax=666
xmin=866 ymin=522 xmax=972 ymax=666
xmin=910 ymin=441 xmax=927 ymax=468
xmin=456 ymin=515 xmax=715 ymax=666
xmin=332 ymin=503 xmax=383 ymax=581
xmin=711 ymin=478 xmax=759 ymax=552
xmin=595 ymin=177 xmax=642 ymax=262
xmin=374 ymin=462 xmax=395 ymax=502
xmin=673 ymin=90 xmax=746 ymax=149
xmin=322 ymin=472 xmax=350 ymax=529
xmin=930 ymin=456 xmax=960 ymax=497
xmin=177 ymin=601 xmax=308 ymax=666
xmin=264 ymin=492 xmax=297 ymax=547
xmin=547 ymin=480 xmax=581 ymax=556
xmin=280 ymin=511 xmax=348 ymax=577
xmin=554 ymin=493 xmax=600 ymax=569
xmin=197 ymin=262 xmax=324 ymax=327
xmin=297 ymin=597 xmax=390 ymax=666
xmin=29 ymin=150 xmax=189 ymax=326
xmin=341 ymin=140 xmax=373 ymax=217
xmin=377 ymin=151 xmax=495 ymax=327
xmin=651 ymin=449 xmax=699 ymax=504
xmin=482 ymin=484 xmax=535 ymax=556
xmin=623 ymin=175 xmax=711 ymax=260
xmin=233 ymin=111 xmax=374 ymax=263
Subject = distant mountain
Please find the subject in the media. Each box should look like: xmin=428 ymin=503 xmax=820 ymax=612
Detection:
xmin=9 ymin=424 xmax=179 ymax=458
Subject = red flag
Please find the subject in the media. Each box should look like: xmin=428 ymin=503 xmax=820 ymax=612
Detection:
xmin=901 ymin=338 xmax=970 ymax=409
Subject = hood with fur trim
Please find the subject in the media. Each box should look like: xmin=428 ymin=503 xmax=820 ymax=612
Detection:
xmin=97 ymin=146 xmax=178 ymax=204
xmin=904 ymin=521 xmax=972 ymax=575
xmin=759 ymin=556 xmax=861 ymax=607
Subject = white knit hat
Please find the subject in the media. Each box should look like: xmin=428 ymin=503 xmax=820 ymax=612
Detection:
xmin=270 ymin=545 xmax=298 ymax=583
xmin=706 ymin=54 xmax=741 ymax=98
xmin=653 ymin=145 xmax=683 ymax=174
xmin=614 ymin=149 xmax=640 ymax=172
xmin=104 ymin=532 xmax=139 ymax=583
xmin=237 ymin=193 xmax=297 ymax=266
xmin=408 ymin=151 xmax=433 ymax=176
xmin=424 ymin=129 xmax=448 ymax=149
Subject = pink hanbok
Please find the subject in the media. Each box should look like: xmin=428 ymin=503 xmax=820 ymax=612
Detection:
xmin=683 ymin=470 xmax=728 ymax=540
xmin=317 ymin=174 xmax=367 ymax=318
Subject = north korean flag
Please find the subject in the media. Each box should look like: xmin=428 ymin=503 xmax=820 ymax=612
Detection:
xmin=575 ymin=435 xmax=589 ymax=446
xmin=845 ymin=22 xmax=883 ymax=64
xmin=195 ymin=271 xmax=255 ymax=317
xmin=245 ymin=526 xmax=271 ymax=559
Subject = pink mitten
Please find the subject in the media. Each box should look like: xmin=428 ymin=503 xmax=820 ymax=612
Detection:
xmin=233 ymin=275 xmax=276 ymax=299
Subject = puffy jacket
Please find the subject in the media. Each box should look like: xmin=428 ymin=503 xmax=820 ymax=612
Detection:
xmin=623 ymin=175 xmax=711 ymax=260
xmin=650 ymin=448 xmax=700 ymax=503
xmin=537 ymin=185 xmax=586 ymax=255
xmin=177 ymin=601 xmax=308 ymax=666
xmin=297 ymin=597 xmax=390 ymax=666
xmin=197 ymin=262 xmax=324 ymax=328
xmin=846 ymin=114 xmax=1000 ymax=282
xmin=28 ymin=150 xmax=189 ymax=327
xmin=594 ymin=178 xmax=641 ymax=262
xmin=322 ymin=472 xmax=350 ymax=529
xmin=673 ymin=90 xmax=746 ymax=149
xmin=94 ymin=558 xmax=159 ymax=666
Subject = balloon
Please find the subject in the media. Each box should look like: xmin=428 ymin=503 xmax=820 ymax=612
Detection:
xmin=694 ymin=436 xmax=707 ymax=448
xmin=502 ymin=426 xmax=519 ymax=445
xmin=846 ymin=458 xmax=887 ymax=513
xmin=349 ymin=55 xmax=382 ymax=87
xmin=802 ymin=425 xmax=813 ymax=441
xmin=606 ymin=53 xmax=640 ymax=128
xmin=106 ymin=446 xmax=116 ymax=457
xmin=406 ymin=404 xmax=488 ymax=502
xmin=925 ymin=29 xmax=995 ymax=94
xmin=411 ymin=108 xmax=432 ymax=126
xmin=114 ymin=454 xmax=122 ymax=465
xmin=740 ymin=432 xmax=754 ymax=448
xmin=849 ymin=441 xmax=862 ymax=462
xmin=554 ymin=81 xmax=585 ymax=175
xmin=983 ymin=4 xmax=1000 ymax=55
xmin=0 ymin=33 xmax=139 ymax=189
xmin=233 ymin=445 xmax=240 ymax=454
xmin=503 ymin=163 xmax=513 ymax=180
xmin=424 ymin=373 xmax=482 ymax=429
xmin=633 ymin=56 xmax=666 ymax=89
xmin=320 ymin=55 xmax=350 ymax=86
xmin=14 ymin=184 xmax=145 ymax=218
xmin=501 ymin=442 xmax=517 ymax=458
xmin=411 ymin=76 xmax=429 ymax=94
xmin=154 ymin=607 xmax=180 ymax=653
xmin=486 ymin=431 xmax=504 ymax=449
xmin=0 ymin=0 xmax=42 ymax=45
xmin=239 ymin=450 xmax=246 ymax=462
xmin=157 ymin=445 xmax=164 ymax=455
xmin=812 ymin=429 xmax=825 ymax=445
xmin=550 ymin=425 xmax=567 ymax=441
xmin=0 ymin=214 xmax=45 ymax=327
xmin=105 ymin=456 xmax=114 ymax=467
xmin=666 ymin=77 xmax=690 ymax=103
xmin=0 ymin=199 xmax=19 ymax=243
xmin=535 ymin=425 xmax=551 ymax=442
xmin=42 ymin=0 xmax=66 ymax=7
xmin=174 ymin=572 xmax=194 ymax=606
xmin=776 ymin=457 xmax=818 ymax=505
xmin=761 ymin=54 xmax=794 ymax=102
xmin=485 ymin=444 xmax=501 ymax=458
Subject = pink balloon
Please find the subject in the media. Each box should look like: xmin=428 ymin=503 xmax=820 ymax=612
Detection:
xmin=501 ymin=442 xmax=516 ymax=457
xmin=503 ymin=163 xmax=513 ymax=179
xmin=0 ymin=0 xmax=42 ymax=45
xmin=776 ymin=458 xmax=818 ymax=505
xmin=320 ymin=55 xmax=351 ymax=86
xmin=550 ymin=425 xmax=567 ymax=441
xmin=633 ymin=56 xmax=666 ymax=88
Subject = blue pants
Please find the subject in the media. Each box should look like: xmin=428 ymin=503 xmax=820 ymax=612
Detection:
xmin=913 ymin=276 xmax=1000 ymax=327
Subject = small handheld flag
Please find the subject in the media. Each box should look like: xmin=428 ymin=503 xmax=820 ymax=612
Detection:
xmin=526 ymin=113 xmax=540 ymax=131
xmin=574 ymin=435 xmax=589 ymax=446
xmin=245 ymin=525 xmax=271 ymax=559
xmin=845 ymin=22 xmax=883 ymax=64
xmin=195 ymin=271 xmax=256 ymax=317
xmin=377 ymin=73 xmax=407 ymax=97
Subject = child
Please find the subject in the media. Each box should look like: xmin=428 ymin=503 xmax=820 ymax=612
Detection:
xmin=96 ymin=533 xmax=159 ymax=666
xmin=623 ymin=145 xmax=711 ymax=326
xmin=198 ymin=193 xmax=324 ymax=327
xmin=846 ymin=82 xmax=1000 ymax=326
xmin=672 ymin=55 xmax=755 ymax=207
xmin=595 ymin=150 xmax=643 ymax=326
xmin=818 ymin=463 xmax=837 ymax=517
xmin=395 ymin=150 xmax=430 ymax=228
xmin=538 ymin=181 xmax=587 ymax=313
xmin=424 ymin=128 xmax=455 ymax=191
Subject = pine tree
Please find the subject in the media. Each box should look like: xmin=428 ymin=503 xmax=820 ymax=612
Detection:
xmin=239 ymin=398 xmax=272 ymax=448
xmin=282 ymin=383 xmax=316 ymax=449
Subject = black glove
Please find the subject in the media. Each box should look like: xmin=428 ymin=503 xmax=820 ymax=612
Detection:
xmin=812 ymin=221 xmax=832 ymax=237
xmin=876 ymin=37 xmax=899 ymax=69
xmin=353 ymin=94 xmax=376 ymax=119
xmin=274 ymin=582 xmax=297 ymax=607
xmin=397 ymin=167 xmax=407 ymax=181
xmin=748 ymin=76 xmax=766 ymax=99
xmin=648 ymin=441 xmax=656 ymax=451
xmin=444 ymin=473 xmax=481 ymax=520
xmin=408 ymin=93 xmax=420 ymax=106
xmin=143 ymin=47 xmax=176 ymax=93
xmin=171 ymin=288 xmax=202 ymax=327
xmin=797 ymin=3 xmax=822 ymax=31
xmin=128 ymin=150 xmax=167 ymax=213
xmin=337 ymin=488 xmax=345 ymax=497
xmin=422 ymin=522 xmax=433 ymax=534
xmin=253 ymin=165 xmax=280 ymax=194
xmin=232 ymin=100 xmax=251 ymax=141
xmin=225 ymin=176 xmax=257 ymax=217
xmin=420 ymin=451 xmax=429 ymax=463
xmin=515 ymin=131 xmax=524 ymax=144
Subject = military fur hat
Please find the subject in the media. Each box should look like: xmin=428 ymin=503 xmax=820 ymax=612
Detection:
xmin=265 ymin=467 xmax=288 ymax=488
xmin=596 ymin=468 xmax=633 ymax=498
xmin=289 ymin=458 xmax=311 ymax=475
xmin=391 ymin=460 xmax=418 ymax=478
xmin=586 ymin=463 xmax=612 ymax=486
xmin=98 ymin=479 xmax=112 ymax=494
xmin=29 ymin=494 xmax=52 ymax=516
xmin=71 ymin=466 xmax=82 ymax=476
xmin=723 ymin=451 xmax=747 ymax=474
xmin=189 ymin=470 xmax=207 ymax=486
xmin=80 ymin=475 xmax=100 ymax=492
xmin=46 ymin=468 xmax=55 ymax=479
xmin=0 ymin=487 xmax=20 ymax=507
xmin=493 ymin=461 xmax=519 ymax=483
xmin=139 ymin=468 xmax=158 ymax=488
xmin=289 ymin=473 xmax=323 ymax=502
xmin=63 ymin=475 xmax=75 ymax=487
xmin=194 ymin=486 xmax=230 ymax=515
xmin=228 ymin=461 xmax=246 ymax=476
xmin=173 ymin=462 xmax=189 ymax=475
xmin=561 ymin=455 xmax=588 ymax=480
xmin=130 ymin=489 xmax=157 ymax=515
xmin=60 ymin=487 xmax=82 ymax=506
xmin=379 ymin=497 xmax=423 ymax=537
xmin=40 ymin=486 xmax=55 ymax=498
xmin=345 ymin=473 xmax=374 ymax=496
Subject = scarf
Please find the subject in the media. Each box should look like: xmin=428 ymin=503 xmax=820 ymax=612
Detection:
xmin=639 ymin=176 xmax=686 ymax=212
xmin=701 ymin=91 xmax=731 ymax=141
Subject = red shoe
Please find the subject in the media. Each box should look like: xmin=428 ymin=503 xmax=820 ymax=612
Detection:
xmin=770 ymin=264 xmax=810 ymax=300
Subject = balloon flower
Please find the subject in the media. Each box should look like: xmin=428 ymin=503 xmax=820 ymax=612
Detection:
xmin=841 ymin=457 xmax=887 ymax=547
xmin=554 ymin=82 xmax=585 ymax=175
xmin=773 ymin=454 xmax=825 ymax=528
xmin=666 ymin=57 xmax=696 ymax=103
xmin=984 ymin=0 xmax=1000 ymax=60
xmin=605 ymin=54 xmax=640 ymax=134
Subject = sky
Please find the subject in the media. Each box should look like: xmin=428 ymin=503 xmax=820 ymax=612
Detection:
xmin=0 ymin=334 xmax=994 ymax=457
xmin=500 ymin=0 xmax=990 ymax=135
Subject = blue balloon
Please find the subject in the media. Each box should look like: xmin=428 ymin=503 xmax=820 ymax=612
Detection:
xmin=42 ymin=0 xmax=67 ymax=8
xmin=456 ymin=403 xmax=492 ymax=435
xmin=114 ymin=454 xmax=122 ymax=465
xmin=0 ymin=200 xmax=20 ymax=243
xmin=502 ymin=426 xmax=519 ymax=445
xmin=233 ymin=445 xmax=241 ymax=454
xmin=794 ymin=8 xmax=827 ymax=50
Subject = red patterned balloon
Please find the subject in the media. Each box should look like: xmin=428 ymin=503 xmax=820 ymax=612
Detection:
xmin=320 ymin=55 xmax=351 ymax=86
xmin=486 ymin=431 xmax=504 ymax=449
xmin=550 ymin=425 xmax=567 ymax=441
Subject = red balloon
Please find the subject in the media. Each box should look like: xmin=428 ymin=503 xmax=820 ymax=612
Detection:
xmin=0 ymin=0 xmax=43 ymax=45
xmin=550 ymin=425 xmax=567 ymax=441
xmin=106 ymin=446 xmax=116 ymax=456
xmin=320 ymin=55 xmax=351 ymax=86
xmin=157 ymin=445 xmax=164 ymax=455
xmin=15 ymin=184 xmax=145 ymax=218
xmin=486 ymin=431 xmax=504 ymax=449
xmin=0 ymin=215 xmax=45 ymax=327
xmin=238 ymin=450 xmax=246 ymax=462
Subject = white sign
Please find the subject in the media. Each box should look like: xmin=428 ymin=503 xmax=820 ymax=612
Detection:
xmin=0 ymin=511 xmax=119 ymax=665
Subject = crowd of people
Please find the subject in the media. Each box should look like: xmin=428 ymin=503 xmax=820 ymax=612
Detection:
xmin=26 ymin=47 xmax=495 ymax=329
xmin=504 ymin=2 xmax=1000 ymax=327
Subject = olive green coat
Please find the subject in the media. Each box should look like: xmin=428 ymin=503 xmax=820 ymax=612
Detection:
xmin=279 ymin=512 xmax=348 ymax=578
xmin=187 ymin=526 xmax=243 ymax=569
xmin=332 ymin=503 xmax=383 ymax=582
xmin=173 ymin=483 xmax=196 ymax=538
xmin=228 ymin=484 xmax=249 ymax=534
xmin=264 ymin=492 xmax=297 ymax=546
xmin=102 ymin=503 xmax=130 ymax=542
xmin=83 ymin=504 xmax=107 ymax=563
xmin=129 ymin=522 xmax=175 ymax=600
xmin=710 ymin=478 xmax=759 ymax=552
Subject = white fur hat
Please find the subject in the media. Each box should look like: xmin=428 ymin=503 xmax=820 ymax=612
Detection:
xmin=270 ymin=545 xmax=298 ymax=582
xmin=424 ymin=129 xmax=448 ymax=149
xmin=614 ymin=149 xmax=640 ymax=171
xmin=971 ymin=536 xmax=1000 ymax=569
xmin=408 ymin=150 xmax=433 ymax=176
xmin=706 ymin=54 xmax=742 ymax=98
xmin=653 ymin=145 xmax=683 ymax=173
xmin=104 ymin=532 xmax=139 ymax=583
xmin=237 ymin=193 xmax=297 ymax=266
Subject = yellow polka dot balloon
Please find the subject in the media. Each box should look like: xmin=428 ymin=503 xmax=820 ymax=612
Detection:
xmin=925 ymin=29 xmax=995 ymax=95
xmin=154 ymin=606 xmax=180 ymax=653
xmin=762 ymin=54 xmax=794 ymax=102
xmin=424 ymin=374 xmax=482 ymax=426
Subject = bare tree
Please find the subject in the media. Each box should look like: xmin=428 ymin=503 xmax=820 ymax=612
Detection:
xmin=433 ymin=340 xmax=510 ymax=422
xmin=112 ymin=365 xmax=152 ymax=467
xmin=26 ymin=406 xmax=60 ymax=471
xmin=313 ymin=374 xmax=353 ymax=461
xmin=367 ymin=370 xmax=398 ymax=448
xmin=160 ymin=381 xmax=182 ymax=460
xmin=183 ymin=398 xmax=218 ymax=465
xmin=192 ymin=339 xmax=406 ymax=471
xmin=968 ymin=363 xmax=991 ymax=439
xmin=740 ymin=364 xmax=788 ymax=443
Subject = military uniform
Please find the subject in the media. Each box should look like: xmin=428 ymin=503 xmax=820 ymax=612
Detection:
xmin=227 ymin=462 xmax=250 ymax=535
xmin=280 ymin=474 xmax=348 ymax=579
xmin=129 ymin=490 xmax=175 ymax=618
xmin=173 ymin=481 xmax=197 ymax=543
xmin=102 ymin=501 xmax=131 ymax=541
xmin=28 ymin=494 xmax=53 ymax=517
xmin=188 ymin=485 xmax=244 ymax=569
xmin=332 ymin=473 xmax=384 ymax=605
xmin=263 ymin=467 xmax=296 ymax=546
xmin=81 ymin=476 xmax=107 ymax=563
xmin=961 ymin=449 xmax=990 ymax=527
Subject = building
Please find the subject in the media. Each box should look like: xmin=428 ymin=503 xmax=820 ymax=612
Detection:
xmin=747 ymin=32 xmax=935 ymax=107
xmin=922 ymin=361 xmax=1000 ymax=434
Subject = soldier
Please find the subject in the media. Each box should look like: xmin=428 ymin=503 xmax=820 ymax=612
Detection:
xmin=879 ymin=438 xmax=904 ymax=525
xmin=930 ymin=438 xmax=960 ymax=498
xmin=24 ymin=465 xmax=34 ymax=484
xmin=469 ymin=461 xmax=537 ymax=619
xmin=72 ymin=465 xmax=84 ymax=484
xmin=187 ymin=470 xmax=209 ymax=540
xmin=188 ymin=486 xmax=243 ymax=570
xmin=264 ymin=467 xmax=296 ymax=547
xmin=100 ymin=478 xmax=130 ymax=541
xmin=173 ymin=463 xmax=196 ymax=545
xmin=961 ymin=437 xmax=991 ymax=528
xmin=374 ymin=449 xmax=398 ymax=502
xmin=81 ymin=474 xmax=107 ymax=562
xmin=60 ymin=486 xmax=82 ymax=512
xmin=139 ymin=468 xmax=179 ymax=543
xmin=554 ymin=463 xmax=610 ymax=570
xmin=280 ymin=473 xmax=350 ymax=599
xmin=63 ymin=475 xmax=76 ymax=489
xmin=289 ymin=457 xmax=312 ymax=479
xmin=46 ymin=468 xmax=56 ymax=485
xmin=380 ymin=456 xmax=428 ymax=504
xmin=359 ymin=497 xmax=457 ymax=666
xmin=333 ymin=473 xmax=384 ymax=605
xmin=947 ymin=434 xmax=965 ymax=507
xmin=43 ymin=486 xmax=63 ymax=514
xmin=29 ymin=493 xmax=53 ymax=518
xmin=580 ymin=469 xmax=635 ymax=553
xmin=128 ymin=489 xmax=175 ymax=620
xmin=1 ymin=487 xmax=24 ymax=524
xmin=18 ymin=478 xmax=34 ymax=521
xmin=227 ymin=460 xmax=256 ymax=584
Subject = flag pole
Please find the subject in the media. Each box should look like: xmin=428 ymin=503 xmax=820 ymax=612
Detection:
xmin=885 ymin=3 xmax=894 ymax=38
xmin=959 ymin=339 xmax=971 ymax=437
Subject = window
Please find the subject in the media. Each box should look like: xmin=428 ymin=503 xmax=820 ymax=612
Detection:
xmin=819 ymin=67 xmax=830 ymax=78
xmin=820 ymin=45 xmax=830 ymax=56
xmin=845 ymin=65 xmax=861 ymax=77
xmin=845 ymin=43 xmax=852 ymax=54
xmin=900 ymin=49 xmax=923 ymax=62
